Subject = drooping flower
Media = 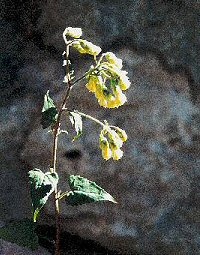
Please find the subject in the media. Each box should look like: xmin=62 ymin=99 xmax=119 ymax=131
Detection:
xmin=104 ymin=52 xmax=123 ymax=69
xmin=99 ymin=127 xmax=127 ymax=160
xmin=108 ymin=129 xmax=123 ymax=148
xmin=112 ymin=127 xmax=127 ymax=142
xmin=84 ymin=50 xmax=130 ymax=108
xmin=113 ymin=86 xmax=127 ymax=106
xmin=99 ymin=132 xmax=112 ymax=160
xmin=112 ymin=148 xmax=123 ymax=161
xmin=86 ymin=75 xmax=101 ymax=93
xmin=72 ymin=40 xmax=101 ymax=56
xmin=119 ymin=71 xmax=131 ymax=90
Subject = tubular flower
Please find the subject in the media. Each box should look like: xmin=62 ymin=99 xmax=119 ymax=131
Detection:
xmin=104 ymin=52 xmax=123 ymax=69
xmin=85 ymin=50 xmax=130 ymax=108
xmin=112 ymin=148 xmax=123 ymax=161
xmin=112 ymin=127 xmax=127 ymax=142
xmin=63 ymin=27 xmax=82 ymax=38
xmin=72 ymin=40 xmax=101 ymax=56
xmin=119 ymin=71 xmax=131 ymax=90
xmin=108 ymin=130 xmax=123 ymax=148
xmin=106 ymin=86 xmax=127 ymax=108
xmin=86 ymin=75 xmax=101 ymax=93
xmin=85 ymin=75 xmax=127 ymax=108
xmin=99 ymin=127 xmax=127 ymax=160
xmin=95 ymin=85 xmax=113 ymax=108
xmin=99 ymin=133 xmax=112 ymax=160
xmin=114 ymin=86 xmax=127 ymax=106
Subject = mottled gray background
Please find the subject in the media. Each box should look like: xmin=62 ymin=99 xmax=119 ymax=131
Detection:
xmin=1 ymin=1 xmax=200 ymax=254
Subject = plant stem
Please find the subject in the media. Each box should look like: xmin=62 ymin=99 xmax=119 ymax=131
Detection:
xmin=63 ymin=108 xmax=106 ymax=127
xmin=51 ymin=44 xmax=95 ymax=255
xmin=74 ymin=111 xmax=105 ymax=127
xmin=52 ymin=44 xmax=73 ymax=255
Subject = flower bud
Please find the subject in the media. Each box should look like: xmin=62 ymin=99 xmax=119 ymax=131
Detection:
xmin=63 ymin=27 xmax=82 ymax=38
xmin=79 ymin=40 xmax=101 ymax=56
xmin=72 ymin=41 xmax=87 ymax=53
xmin=113 ymin=127 xmax=127 ymax=142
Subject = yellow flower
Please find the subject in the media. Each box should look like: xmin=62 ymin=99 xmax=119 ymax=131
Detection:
xmin=94 ymin=84 xmax=127 ymax=109
xmin=94 ymin=82 xmax=104 ymax=98
xmin=72 ymin=40 xmax=101 ymax=56
xmin=86 ymin=75 xmax=98 ymax=92
xmin=99 ymin=134 xmax=112 ymax=160
xmin=63 ymin=27 xmax=82 ymax=38
xmin=99 ymin=62 xmax=130 ymax=91
xmin=72 ymin=41 xmax=87 ymax=53
xmin=119 ymin=71 xmax=131 ymax=90
xmin=98 ymin=97 xmax=108 ymax=108
xmin=106 ymin=96 xmax=118 ymax=108
xmin=102 ymin=143 xmax=112 ymax=160
xmin=112 ymin=148 xmax=123 ymax=160
xmin=79 ymin=40 xmax=101 ymax=56
xmin=108 ymin=130 xmax=123 ymax=148
xmin=99 ymin=126 xmax=126 ymax=160
xmin=114 ymin=86 xmax=127 ymax=107
xmin=105 ymin=52 xmax=123 ymax=69
xmin=101 ymin=62 xmax=122 ymax=77
xmin=113 ymin=127 xmax=127 ymax=142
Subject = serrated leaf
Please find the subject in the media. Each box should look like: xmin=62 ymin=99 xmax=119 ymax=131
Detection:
xmin=0 ymin=219 xmax=38 ymax=250
xmin=41 ymin=90 xmax=58 ymax=129
xmin=65 ymin=175 xmax=117 ymax=206
xmin=69 ymin=112 xmax=82 ymax=141
xmin=28 ymin=168 xmax=59 ymax=222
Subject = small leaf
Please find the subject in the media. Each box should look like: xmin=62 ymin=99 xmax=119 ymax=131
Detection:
xmin=65 ymin=175 xmax=117 ymax=206
xmin=41 ymin=90 xmax=58 ymax=129
xmin=28 ymin=168 xmax=59 ymax=222
xmin=110 ymin=78 xmax=119 ymax=90
xmin=69 ymin=112 xmax=82 ymax=141
xmin=0 ymin=219 xmax=38 ymax=250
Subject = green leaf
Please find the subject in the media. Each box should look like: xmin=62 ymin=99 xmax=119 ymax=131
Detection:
xmin=65 ymin=175 xmax=117 ymax=206
xmin=28 ymin=168 xmax=59 ymax=222
xmin=69 ymin=112 xmax=82 ymax=141
xmin=41 ymin=90 xmax=58 ymax=129
xmin=110 ymin=78 xmax=119 ymax=90
xmin=0 ymin=219 xmax=38 ymax=250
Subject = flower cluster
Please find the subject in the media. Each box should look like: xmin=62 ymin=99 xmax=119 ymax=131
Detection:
xmin=99 ymin=126 xmax=127 ymax=160
xmin=86 ymin=52 xmax=131 ymax=108
xmin=63 ymin=27 xmax=129 ymax=161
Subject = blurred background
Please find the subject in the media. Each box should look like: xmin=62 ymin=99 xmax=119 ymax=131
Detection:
xmin=1 ymin=1 xmax=200 ymax=254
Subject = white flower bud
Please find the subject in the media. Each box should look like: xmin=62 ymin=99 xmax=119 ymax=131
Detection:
xmin=63 ymin=27 xmax=82 ymax=38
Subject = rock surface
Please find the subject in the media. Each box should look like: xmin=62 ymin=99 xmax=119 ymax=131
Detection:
xmin=0 ymin=239 xmax=50 ymax=255
xmin=1 ymin=1 xmax=200 ymax=255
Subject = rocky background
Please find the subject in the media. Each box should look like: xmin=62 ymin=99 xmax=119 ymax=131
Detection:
xmin=1 ymin=0 xmax=200 ymax=254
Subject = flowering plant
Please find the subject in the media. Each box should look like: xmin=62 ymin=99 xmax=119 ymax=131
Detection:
xmin=0 ymin=27 xmax=130 ymax=255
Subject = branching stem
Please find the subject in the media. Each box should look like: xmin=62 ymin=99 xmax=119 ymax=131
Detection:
xmin=51 ymin=42 xmax=101 ymax=255
xmin=63 ymin=109 xmax=106 ymax=128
